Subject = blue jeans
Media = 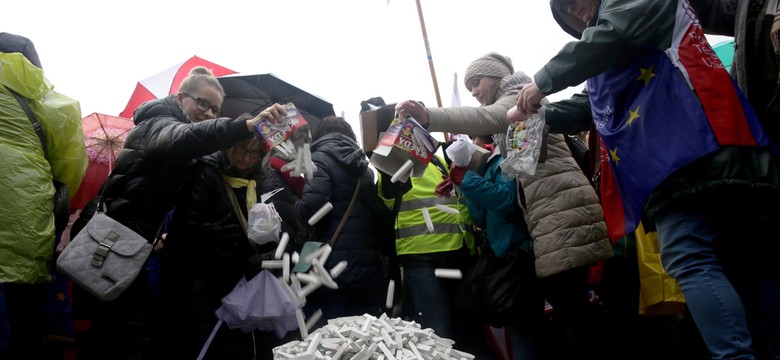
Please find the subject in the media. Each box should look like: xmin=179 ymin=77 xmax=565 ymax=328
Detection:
xmin=403 ymin=266 xmax=455 ymax=338
xmin=655 ymin=201 xmax=762 ymax=360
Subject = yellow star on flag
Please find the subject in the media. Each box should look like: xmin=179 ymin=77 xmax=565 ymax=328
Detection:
xmin=637 ymin=65 xmax=656 ymax=86
xmin=57 ymin=292 xmax=66 ymax=302
xmin=627 ymin=106 xmax=641 ymax=126
xmin=610 ymin=147 xmax=621 ymax=165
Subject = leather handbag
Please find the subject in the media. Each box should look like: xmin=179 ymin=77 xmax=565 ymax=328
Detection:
xmin=456 ymin=241 xmax=538 ymax=328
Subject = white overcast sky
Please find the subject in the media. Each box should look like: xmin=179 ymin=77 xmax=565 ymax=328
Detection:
xmin=5 ymin=0 xmax=731 ymax=144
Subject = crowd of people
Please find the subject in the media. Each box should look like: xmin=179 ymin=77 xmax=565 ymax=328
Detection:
xmin=2 ymin=0 xmax=780 ymax=359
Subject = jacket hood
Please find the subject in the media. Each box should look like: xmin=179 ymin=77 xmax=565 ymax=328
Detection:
xmin=312 ymin=133 xmax=368 ymax=176
xmin=550 ymin=0 xmax=585 ymax=39
xmin=132 ymin=94 xmax=190 ymax=126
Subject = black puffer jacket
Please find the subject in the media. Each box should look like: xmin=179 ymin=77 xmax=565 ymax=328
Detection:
xmin=102 ymin=95 xmax=252 ymax=240
xmin=159 ymin=152 xmax=265 ymax=359
xmin=295 ymin=133 xmax=389 ymax=291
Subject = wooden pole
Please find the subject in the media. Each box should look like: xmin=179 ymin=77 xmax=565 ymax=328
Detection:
xmin=414 ymin=0 xmax=449 ymax=142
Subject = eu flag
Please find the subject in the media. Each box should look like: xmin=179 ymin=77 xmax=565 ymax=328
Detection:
xmin=587 ymin=8 xmax=769 ymax=240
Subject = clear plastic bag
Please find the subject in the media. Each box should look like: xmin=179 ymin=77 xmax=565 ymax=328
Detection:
xmin=247 ymin=202 xmax=282 ymax=245
xmin=501 ymin=109 xmax=545 ymax=178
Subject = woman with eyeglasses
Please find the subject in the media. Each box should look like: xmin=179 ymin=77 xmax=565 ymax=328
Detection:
xmin=156 ymin=121 xmax=289 ymax=359
xmin=78 ymin=66 xmax=287 ymax=360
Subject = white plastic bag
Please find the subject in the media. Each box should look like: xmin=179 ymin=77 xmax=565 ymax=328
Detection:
xmin=501 ymin=108 xmax=545 ymax=178
xmin=247 ymin=202 xmax=282 ymax=245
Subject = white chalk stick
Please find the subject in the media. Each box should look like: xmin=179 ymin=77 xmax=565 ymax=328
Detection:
xmin=378 ymin=342 xmax=397 ymax=360
xmin=295 ymin=308 xmax=309 ymax=339
xmin=319 ymin=244 xmax=332 ymax=265
xmin=434 ymin=268 xmax=462 ymax=279
xmin=421 ymin=207 xmax=434 ymax=233
xmin=312 ymin=259 xmax=339 ymax=289
xmin=278 ymin=276 xmax=300 ymax=305
xmin=275 ymin=232 xmax=290 ymax=260
xmin=434 ymin=204 xmax=460 ymax=215
xmin=298 ymin=279 xmax=322 ymax=298
xmin=303 ymin=243 xmax=330 ymax=265
xmin=262 ymin=260 xmax=283 ymax=269
xmin=303 ymin=143 xmax=314 ymax=180
xmin=293 ymin=146 xmax=304 ymax=175
xmin=386 ymin=279 xmax=395 ymax=309
xmin=305 ymin=309 xmax=323 ymax=333
xmin=283 ymin=253 xmax=291 ymax=283
xmin=292 ymin=251 xmax=300 ymax=264
xmin=280 ymin=161 xmax=296 ymax=172
xmin=295 ymin=272 xmax=321 ymax=284
xmin=308 ymin=202 xmax=333 ymax=226
xmin=305 ymin=332 xmax=321 ymax=355
xmin=332 ymin=343 xmax=348 ymax=360
xmin=391 ymin=159 xmax=414 ymax=183
xmin=330 ymin=261 xmax=348 ymax=278
xmin=290 ymin=274 xmax=305 ymax=305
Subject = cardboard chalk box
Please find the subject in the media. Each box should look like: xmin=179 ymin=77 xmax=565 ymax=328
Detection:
xmin=468 ymin=145 xmax=491 ymax=175
xmin=369 ymin=116 xmax=438 ymax=183
xmin=359 ymin=103 xmax=397 ymax=153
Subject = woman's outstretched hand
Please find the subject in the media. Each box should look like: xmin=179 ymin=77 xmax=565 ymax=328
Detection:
xmin=515 ymin=82 xmax=544 ymax=119
xmin=246 ymin=103 xmax=288 ymax=131
xmin=395 ymin=100 xmax=429 ymax=127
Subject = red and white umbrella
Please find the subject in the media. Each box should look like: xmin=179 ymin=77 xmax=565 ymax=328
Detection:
xmin=119 ymin=55 xmax=236 ymax=119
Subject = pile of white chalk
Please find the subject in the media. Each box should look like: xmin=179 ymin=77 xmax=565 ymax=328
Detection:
xmin=272 ymin=313 xmax=474 ymax=360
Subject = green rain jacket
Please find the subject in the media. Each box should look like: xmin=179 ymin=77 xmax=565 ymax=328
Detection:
xmin=0 ymin=52 xmax=87 ymax=284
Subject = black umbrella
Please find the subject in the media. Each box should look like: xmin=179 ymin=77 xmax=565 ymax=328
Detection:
xmin=217 ymin=73 xmax=336 ymax=128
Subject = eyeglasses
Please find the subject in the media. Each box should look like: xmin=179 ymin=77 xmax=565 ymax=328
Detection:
xmin=180 ymin=92 xmax=221 ymax=117
xmin=234 ymin=147 xmax=263 ymax=159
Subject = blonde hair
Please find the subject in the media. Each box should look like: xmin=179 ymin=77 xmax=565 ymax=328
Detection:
xmin=179 ymin=66 xmax=225 ymax=97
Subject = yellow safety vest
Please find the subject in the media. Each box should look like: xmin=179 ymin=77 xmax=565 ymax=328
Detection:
xmin=378 ymin=158 xmax=474 ymax=256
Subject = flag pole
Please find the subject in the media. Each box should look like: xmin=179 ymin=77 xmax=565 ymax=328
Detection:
xmin=414 ymin=0 xmax=449 ymax=142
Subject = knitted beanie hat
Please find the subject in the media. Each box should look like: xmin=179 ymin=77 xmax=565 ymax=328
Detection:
xmin=464 ymin=53 xmax=514 ymax=89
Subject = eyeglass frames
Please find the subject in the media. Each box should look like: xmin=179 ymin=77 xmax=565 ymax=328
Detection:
xmin=234 ymin=147 xmax=263 ymax=159
xmin=180 ymin=92 xmax=221 ymax=117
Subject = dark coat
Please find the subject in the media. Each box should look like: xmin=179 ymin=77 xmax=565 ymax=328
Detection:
xmin=102 ymin=95 xmax=252 ymax=241
xmin=261 ymin=166 xmax=303 ymax=249
xmin=295 ymin=133 xmax=390 ymax=292
xmin=159 ymin=152 xmax=268 ymax=359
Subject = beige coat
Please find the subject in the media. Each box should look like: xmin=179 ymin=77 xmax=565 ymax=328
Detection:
xmin=426 ymin=72 xmax=612 ymax=278
xmin=518 ymin=133 xmax=613 ymax=278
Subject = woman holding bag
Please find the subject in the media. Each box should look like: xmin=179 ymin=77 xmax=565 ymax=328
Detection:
xmin=81 ymin=66 xmax=286 ymax=360
xmin=157 ymin=130 xmax=284 ymax=359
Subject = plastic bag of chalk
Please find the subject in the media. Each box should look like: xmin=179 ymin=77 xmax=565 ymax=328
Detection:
xmin=501 ymin=108 xmax=545 ymax=178
xmin=247 ymin=202 xmax=282 ymax=245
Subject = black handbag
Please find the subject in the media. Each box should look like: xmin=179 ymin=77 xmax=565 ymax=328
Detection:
xmin=456 ymin=241 xmax=538 ymax=327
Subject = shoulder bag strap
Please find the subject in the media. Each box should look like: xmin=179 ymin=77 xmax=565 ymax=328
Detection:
xmin=223 ymin=180 xmax=259 ymax=253
xmin=5 ymin=86 xmax=47 ymax=154
xmin=328 ymin=178 xmax=362 ymax=247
